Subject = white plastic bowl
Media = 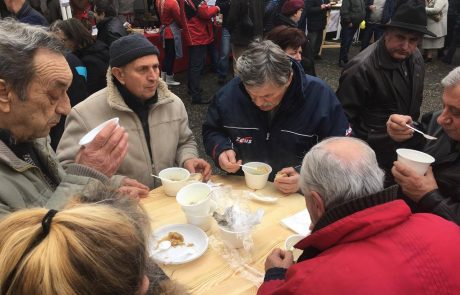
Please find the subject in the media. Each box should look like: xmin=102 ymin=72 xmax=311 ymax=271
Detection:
xmin=396 ymin=148 xmax=435 ymax=176
xmin=242 ymin=162 xmax=272 ymax=190
xmin=284 ymin=234 xmax=306 ymax=261
xmin=218 ymin=224 xmax=251 ymax=249
xmin=176 ymin=183 xmax=212 ymax=216
xmin=158 ymin=167 xmax=190 ymax=197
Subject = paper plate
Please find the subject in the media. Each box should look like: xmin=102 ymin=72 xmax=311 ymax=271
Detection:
xmin=150 ymin=224 xmax=208 ymax=265
xmin=78 ymin=117 xmax=119 ymax=145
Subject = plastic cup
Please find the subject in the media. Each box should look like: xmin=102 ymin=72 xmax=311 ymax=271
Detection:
xmin=78 ymin=117 xmax=119 ymax=145
xmin=396 ymin=148 xmax=435 ymax=176
xmin=158 ymin=167 xmax=191 ymax=197
xmin=176 ymin=183 xmax=212 ymax=216
xmin=218 ymin=224 xmax=251 ymax=249
xmin=184 ymin=201 xmax=216 ymax=231
xmin=242 ymin=162 xmax=272 ymax=190
xmin=284 ymin=234 xmax=306 ymax=261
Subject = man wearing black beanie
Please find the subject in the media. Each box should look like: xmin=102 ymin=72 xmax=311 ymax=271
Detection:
xmin=57 ymin=34 xmax=212 ymax=189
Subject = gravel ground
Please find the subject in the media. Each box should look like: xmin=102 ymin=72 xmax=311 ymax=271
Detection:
xmin=166 ymin=45 xmax=459 ymax=172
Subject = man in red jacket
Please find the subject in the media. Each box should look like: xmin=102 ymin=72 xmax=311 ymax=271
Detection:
xmin=258 ymin=137 xmax=460 ymax=295
xmin=179 ymin=0 xmax=219 ymax=104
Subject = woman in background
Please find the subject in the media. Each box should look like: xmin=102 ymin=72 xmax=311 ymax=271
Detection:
xmin=51 ymin=18 xmax=109 ymax=94
xmin=265 ymin=25 xmax=316 ymax=76
xmin=422 ymin=0 xmax=448 ymax=62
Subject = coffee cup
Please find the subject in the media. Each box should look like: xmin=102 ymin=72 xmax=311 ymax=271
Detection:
xmin=242 ymin=162 xmax=272 ymax=190
xmin=176 ymin=182 xmax=212 ymax=216
xmin=396 ymin=148 xmax=435 ymax=176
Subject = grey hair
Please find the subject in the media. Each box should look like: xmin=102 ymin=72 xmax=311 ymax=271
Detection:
xmin=441 ymin=67 xmax=460 ymax=88
xmin=235 ymin=39 xmax=293 ymax=87
xmin=299 ymin=137 xmax=385 ymax=209
xmin=0 ymin=18 xmax=65 ymax=101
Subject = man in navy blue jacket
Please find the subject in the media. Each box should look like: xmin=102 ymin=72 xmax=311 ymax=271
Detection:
xmin=203 ymin=40 xmax=351 ymax=194
xmin=4 ymin=0 xmax=48 ymax=26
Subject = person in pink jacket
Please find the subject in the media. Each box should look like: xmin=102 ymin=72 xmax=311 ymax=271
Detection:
xmin=258 ymin=137 xmax=460 ymax=295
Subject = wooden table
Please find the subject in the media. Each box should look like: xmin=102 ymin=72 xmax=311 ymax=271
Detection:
xmin=141 ymin=175 xmax=306 ymax=294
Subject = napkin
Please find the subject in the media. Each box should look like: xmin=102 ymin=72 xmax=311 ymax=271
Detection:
xmin=281 ymin=209 xmax=312 ymax=236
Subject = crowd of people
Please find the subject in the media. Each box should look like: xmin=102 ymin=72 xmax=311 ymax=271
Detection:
xmin=1 ymin=0 xmax=460 ymax=294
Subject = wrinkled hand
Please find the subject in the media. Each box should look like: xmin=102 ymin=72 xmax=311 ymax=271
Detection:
xmin=75 ymin=122 xmax=128 ymax=177
xmin=118 ymin=177 xmax=150 ymax=199
xmin=392 ymin=161 xmax=438 ymax=202
xmin=218 ymin=150 xmax=242 ymax=173
xmin=274 ymin=167 xmax=300 ymax=194
xmin=184 ymin=158 xmax=212 ymax=181
xmin=265 ymin=248 xmax=294 ymax=271
xmin=386 ymin=114 xmax=414 ymax=142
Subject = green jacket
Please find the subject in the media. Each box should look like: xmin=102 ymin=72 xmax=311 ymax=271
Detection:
xmin=0 ymin=138 xmax=108 ymax=218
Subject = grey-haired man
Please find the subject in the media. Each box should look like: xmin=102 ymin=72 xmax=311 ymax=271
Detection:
xmin=0 ymin=19 xmax=143 ymax=217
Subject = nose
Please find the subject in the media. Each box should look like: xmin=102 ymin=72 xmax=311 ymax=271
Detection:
xmin=400 ymin=39 xmax=409 ymax=51
xmin=147 ymin=67 xmax=159 ymax=80
xmin=56 ymin=93 xmax=71 ymax=116
xmin=437 ymin=108 xmax=450 ymax=126
xmin=251 ymin=97 xmax=264 ymax=107
xmin=294 ymin=52 xmax=302 ymax=61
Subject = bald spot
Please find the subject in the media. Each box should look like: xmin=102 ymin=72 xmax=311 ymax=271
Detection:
xmin=322 ymin=139 xmax=368 ymax=165
xmin=33 ymin=48 xmax=72 ymax=92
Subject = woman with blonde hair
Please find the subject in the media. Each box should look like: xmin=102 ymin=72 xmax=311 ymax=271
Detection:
xmin=0 ymin=194 xmax=185 ymax=295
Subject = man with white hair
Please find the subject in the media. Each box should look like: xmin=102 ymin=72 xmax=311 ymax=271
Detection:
xmin=387 ymin=66 xmax=460 ymax=225
xmin=258 ymin=137 xmax=460 ymax=294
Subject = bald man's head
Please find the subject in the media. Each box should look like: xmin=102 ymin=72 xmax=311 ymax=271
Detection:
xmin=299 ymin=137 xmax=385 ymax=209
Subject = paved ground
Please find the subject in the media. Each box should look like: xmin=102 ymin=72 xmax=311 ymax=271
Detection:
xmin=166 ymin=45 xmax=459 ymax=172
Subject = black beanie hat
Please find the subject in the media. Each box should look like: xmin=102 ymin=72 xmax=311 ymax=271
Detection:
xmin=109 ymin=34 xmax=160 ymax=67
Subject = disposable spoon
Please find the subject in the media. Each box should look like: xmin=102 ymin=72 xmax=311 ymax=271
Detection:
xmin=405 ymin=124 xmax=437 ymax=140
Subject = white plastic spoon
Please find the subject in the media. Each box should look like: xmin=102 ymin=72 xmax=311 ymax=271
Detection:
xmin=151 ymin=240 xmax=171 ymax=255
xmin=405 ymin=124 xmax=437 ymax=140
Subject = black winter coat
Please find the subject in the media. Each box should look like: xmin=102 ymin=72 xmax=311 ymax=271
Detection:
xmin=227 ymin=0 xmax=264 ymax=46
xmin=336 ymin=39 xmax=425 ymax=172
xmin=305 ymin=0 xmax=330 ymax=31
xmin=401 ymin=111 xmax=460 ymax=225
xmin=76 ymin=40 xmax=110 ymax=95
xmin=96 ymin=16 xmax=128 ymax=46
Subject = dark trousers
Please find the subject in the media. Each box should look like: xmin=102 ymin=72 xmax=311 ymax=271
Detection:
xmin=444 ymin=16 xmax=460 ymax=63
xmin=163 ymin=38 xmax=175 ymax=75
xmin=339 ymin=24 xmax=360 ymax=63
xmin=307 ymin=30 xmax=324 ymax=57
xmin=360 ymin=23 xmax=384 ymax=51
xmin=188 ymin=45 xmax=207 ymax=102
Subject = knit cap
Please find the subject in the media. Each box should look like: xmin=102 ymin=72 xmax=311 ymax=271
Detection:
xmin=109 ymin=34 xmax=159 ymax=67
xmin=281 ymin=0 xmax=304 ymax=15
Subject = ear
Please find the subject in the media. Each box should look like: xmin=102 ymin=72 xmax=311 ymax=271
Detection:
xmin=0 ymin=79 xmax=12 ymax=113
xmin=111 ymin=67 xmax=125 ymax=85
xmin=310 ymin=191 xmax=326 ymax=219
xmin=287 ymin=72 xmax=294 ymax=85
